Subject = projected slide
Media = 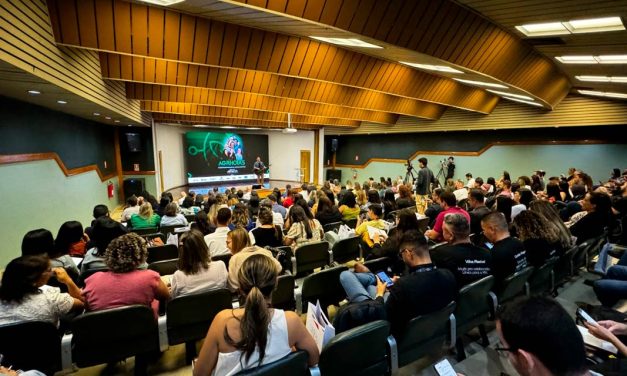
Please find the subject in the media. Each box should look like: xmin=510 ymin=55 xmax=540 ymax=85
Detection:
xmin=184 ymin=131 xmax=269 ymax=184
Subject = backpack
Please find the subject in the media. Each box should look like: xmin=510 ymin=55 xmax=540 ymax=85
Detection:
xmin=332 ymin=299 xmax=387 ymax=334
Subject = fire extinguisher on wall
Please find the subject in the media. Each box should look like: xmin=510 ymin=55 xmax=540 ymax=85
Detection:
xmin=107 ymin=181 xmax=114 ymax=198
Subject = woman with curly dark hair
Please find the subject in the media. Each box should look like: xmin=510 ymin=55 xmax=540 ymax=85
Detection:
xmin=82 ymin=233 xmax=170 ymax=317
xmin=513 ymin=210 xmax=560 ymax=267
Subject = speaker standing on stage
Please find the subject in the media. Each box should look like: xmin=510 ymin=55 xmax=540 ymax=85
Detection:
xmin=253 ymin=157 xmax=266 ymax=185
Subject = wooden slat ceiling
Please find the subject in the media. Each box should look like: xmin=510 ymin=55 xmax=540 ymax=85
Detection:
xmin=37 ymin=0 xmax=621 ymax=130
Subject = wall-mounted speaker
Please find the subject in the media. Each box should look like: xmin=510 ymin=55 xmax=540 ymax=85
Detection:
xmin=326 ymin=169 xmax=342 ymax=182
xmin=330 ymin=138 xmax=338 ymax=153
xmin=126 ymin=133 xmax=142 ymax=152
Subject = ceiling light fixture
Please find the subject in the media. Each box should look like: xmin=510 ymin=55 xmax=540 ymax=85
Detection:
xmin=486 ymin=90 xmax=535 ymax=101
xmin=246 ymin=127 xmax=261 ymax=130
xmin=500 ymin=96 xmax=545 ymax=107
xmin=57 ymin=100 xmax=67 ymax=104
xmin=400 ymin=62 xmax=464 ymax=74
xmin=222 ymin=126 xmax=236 ymax=129
xmin=453 ymin=78 xmax=508 ymax=89
xmin=93 ymin=112 xmax=100 ymax=116
xmin=310 ymin=37 xmax=382 ymax=48
xmin=27 ymin=90 xmax=41 ymax=95
xmin=193 ymin=124 xmax=209 ymax=128
xmin=114 ymin=120 xmax=120 ymax=123
xmin=516 ymin=16 xmax=624 ymax=37
xmin=556 ymin=55 xmax=627 ymax=64
xmin=137 ymin=0 xmax=185 ymax=5
xmin=576 ymin=75 xmax=627 ymax=83
xmin=578 ymin=89 xmax=627 ymax=99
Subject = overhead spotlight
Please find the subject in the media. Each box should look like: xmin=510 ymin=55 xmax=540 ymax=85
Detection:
xmin=57 ymin=100 xmax=67 ymax=104
xmin=27 ymin=90 xmax=41 ymax=95
xmin=93 ymin=112 xmax=100 ymax=116
xmin=310 ymin=37 xmax=382 ymax=48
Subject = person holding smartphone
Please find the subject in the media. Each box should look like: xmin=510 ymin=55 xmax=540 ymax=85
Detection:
xmin=584 ymin=319 xmax=627 ymax=357
xmin=339 ymin=230 xmax=456 ymax=335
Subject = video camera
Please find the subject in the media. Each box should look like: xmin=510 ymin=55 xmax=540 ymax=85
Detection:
xmin=406 ymin=159 xmax=413 ymax=172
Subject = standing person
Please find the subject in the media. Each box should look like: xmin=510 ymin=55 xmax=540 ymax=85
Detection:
xmin=253 ymin=156 xmax=266 ymax=185
xmin=445 ymin=156 xmax=455 ymax=180
xmin=415 ymin=157 xmax=436 ymax=215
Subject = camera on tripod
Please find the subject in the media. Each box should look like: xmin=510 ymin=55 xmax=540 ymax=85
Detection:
xmin=406 ymin=159 xmax=413 ymax=172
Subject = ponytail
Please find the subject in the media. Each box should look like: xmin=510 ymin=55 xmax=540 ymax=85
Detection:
xmin=224 ymin=254 xmax=277 ymax=365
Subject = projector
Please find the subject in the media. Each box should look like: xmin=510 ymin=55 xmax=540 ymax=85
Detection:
xmin=282 ymin=128 xmax=297 ymax=134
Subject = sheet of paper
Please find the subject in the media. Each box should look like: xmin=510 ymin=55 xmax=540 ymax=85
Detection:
xmin=577 ymin=325 xmax=618 ymax=354
xmin=367 ymin=225 xmax=387 ymax=239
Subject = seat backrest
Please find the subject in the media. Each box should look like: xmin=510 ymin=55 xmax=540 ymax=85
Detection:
xmin=343 ymin=218 xmax=358 ymax=229
xmin=363 ymin=257 xmax=393 ymax=274
xmin=455 ymin=275 xmax=495 ymax=335
xmin=416 ymin=217 xmax=430 ymax=233
xmin=71 ymin=305 xmax=160 ymax=367
xmin=166 ymin=289 xmax=233 ymax=345
xmin=301 ymin=266 xmax=348 ymax=313
xmin=294 ymin=241 xmax=330 ymax=274
xmin=0 ymin=321 xmax=61 ymax=375
xmin=147 ymin=243 xmax=179 ymax=263
xmin=318 ymin=320 xmax=391 ymax=376
xmin=498 ymin=266 xmax=535 ymax=304
xmin=159 ymin=224 xmax=186 ymax=235
xmin=323 ymin=221 xmax=343 ymax=233
xmin=272 ymin=274 xmax=296 ymax=311
xmin=396 ymin=301 xmax=456 ymax=368
xmin=234 ymin=350 xmax=309 ymax=376
xmin=131 ymin=227 xmax=160 ymax=236
xmin=184 ymin=214 xmax=196 ymax=222
xmin=528 ymin=258 xmax=558 ymax=294
xmin=331 ymin=236 xmax=361 ymax=264
xmin=212 ymin=254 xmax=232 ymax=271
xmin=148 ymin=259 xmax=178 ymax=276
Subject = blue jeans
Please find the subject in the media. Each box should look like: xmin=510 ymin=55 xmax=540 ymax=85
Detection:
xmin=340 ymin=270 xmax=377 ymax=303
xmin=594 ymin=265 xmax=627 ymax=307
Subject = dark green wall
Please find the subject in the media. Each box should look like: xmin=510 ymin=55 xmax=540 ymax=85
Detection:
xmin=0 ymin=95 xmax=116 ymax=175
xmin=325 ymin=126 xmax=627 ymax=165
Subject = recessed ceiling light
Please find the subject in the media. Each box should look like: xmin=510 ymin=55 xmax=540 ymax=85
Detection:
xmin=564 ymin=17 xmax=625 ymax=34
xmin=105 ymin=116 xmax=111 ymax=120
xmin=575 ymin=75 xmax=627 ymax=83
xmin=400 ymin=62 xmax=464 ymax=74
xmin=578 ymin=89 xmax=627 ymax=99
xmin=57 ymin=100 xmax=67 ymax=104
xmin=595 ymin=55 xmax=627 ymax=64
xmin=222 ymin=126 xmax=236 ymax=129
xmin=128 ymin=124 xmax=132 ymax=127
xmin=246 ymin=127 xmax=261 ymax=130
xmin=27 ymin=90 xmax=41 ymax=95
xmin=193 ymin=124 xmax=210 ymax=128
xmin=137 ymin=0 xmax=185 ymax=5
xmin=555 ymin=55 xmax=597 ymax=64
xmin=500 ymin=96 xmax=545 ymax=107
xmin=114 ymin=120 xmax=120 ymax=123
xmin=516 ymin=22 xmax=569 ymax=37
xmin=516 ymin=17 xmax=624 ymax=37
xmin=453 ymin=78 xmax=508 ymax=89
xmin=93 ymin=112 xmax=100 ymax=116
xmin=486 ymin=89 xmax=534 ymax=101
xmin=310 ymin=37 xmax=382 ymax=48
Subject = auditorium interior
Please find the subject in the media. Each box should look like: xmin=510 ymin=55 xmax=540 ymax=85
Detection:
xmin=1 ymin=0 xmax=627 ymax=375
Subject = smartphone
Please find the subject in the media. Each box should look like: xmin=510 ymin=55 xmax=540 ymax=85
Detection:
xmin=577 ymin=308 xmax=597 ymax=325
xmin=433 ymin=359 xmax=457 ymax=376
xmin=376 ymin=271 xmax=394 ymax=287
xmin=485 ymin=242 xmax=494 ymax=249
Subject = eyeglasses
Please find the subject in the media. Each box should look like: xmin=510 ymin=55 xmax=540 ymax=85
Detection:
xmin=494 ymin=346 xmax=516 ymax=357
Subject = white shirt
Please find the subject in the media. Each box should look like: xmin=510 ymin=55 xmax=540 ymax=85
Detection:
xmin=212 ymin=309 xmax=291 ymax=376
xmin=170 ymin=261 xmax=228 ymax=298
xmin=205 ymin=227 xmax=231 ymax=257
xmin=466 ymin=178 xmax=475 ymax=189
xmin=453 ymin=188 xmax=468 ymax=202
xmin=121 ymin=206 xmax=139 ymax=222
xmin=0 ymin=287 xmax=74 ymax=327
xmin=255 ymin=212 xmax=284 ymax=229
xmin=160 ymin=214 xmax=188 ymax=227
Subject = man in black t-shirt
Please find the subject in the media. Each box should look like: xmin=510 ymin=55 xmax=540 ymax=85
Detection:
xmin=468 ymin=189 xmax=491 ymax=236
xmin=340 ymin=230 xmax=457 ymax=335
xmin=481 ymin=212 xmax=527 ymax=282
xmin=431 ymin=213 xmax=491 ymax=288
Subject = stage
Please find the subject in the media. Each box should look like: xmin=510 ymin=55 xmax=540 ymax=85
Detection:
xmin=166 ymin=179 xmax=302 ymax=199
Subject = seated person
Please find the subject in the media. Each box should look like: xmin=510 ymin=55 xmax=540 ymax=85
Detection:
xmin=284 ymin=206 xmax=323 ymax=249
xmin=338 ymin=191 xmax=361 ymax=221
xmin=80 ymin=217 xmax=129 ymax=275
xmin=395 ymin=185 xmax=414 ymax=210
xmin=205 ymin=208 xmax=232 ymax=257
xmin=85 ymin=204 xmax=110 ymax=240
xmin=570 ymin=191 xmax=613 ymax=244
xmin=160 ymin=202 xmax=189 ymax=227
xmin=430 ymin=214 xmax=492 ymax=288
xmin=227 ymin=228 xmax=282 ymax=292
xmin=21 ymin=228 xmax=54 ymax=256
xmin=585 ymin=319 xmax=627 ymax=357
xmin=171 ymin=230 xmax=227 ymax=298
xmin=512 ymin=211 xmax=558 ymax=267
xmin=129 ymin=203 xmax=161 ymax=229
xmin=468 ymin=189 xmax=491 ymax=236
xmin=497 ymin=296 xmax=591 ymax=376
xmin=369 ymin=209 xmax=420 ymax=275
xmin=424 ymin=188 xmax=444 ymax=228
xmin=355 ymin=204 xmax=386 ymax=252
xmin=339 ymin=230 xmax=457 ymax=335
xmin=55 ymin=220 xmax=89 ymax=258
xmin=315 ymin=196 xmax=342 ymax=226
xmin=121 ymin=195 xmax=140 ymax=222
xmin=593 ymin=265 xmax=627 ymax=307
xmin=230 ymin=203 xmax=254 ymax=232
xmin=194 ymin=255 xmax=319 ymax=375
xmin=0 ymin=255 xmax=84 ymax=326
xmin=255 ymin=199 xmax=284 ymax=228
xmin=82 ymin=233 xmax=170 ymax=318
xmin=425 ymin=191 xmax=470 ymax=242
xmin=250 ymin=207 xmax=283 ymax=248
xmin=481 ymin=212 xmax=528 ymax=282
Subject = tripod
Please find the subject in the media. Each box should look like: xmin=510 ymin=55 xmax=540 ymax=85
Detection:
xmin=435 ymin=162 xmax=446 ymax=188
xmin=404 ymin=167 xmax=417 ymax=185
